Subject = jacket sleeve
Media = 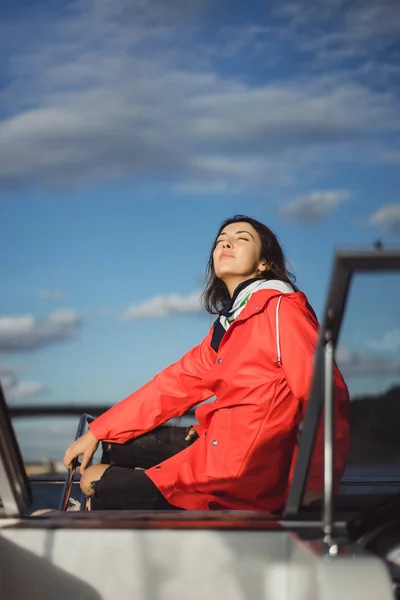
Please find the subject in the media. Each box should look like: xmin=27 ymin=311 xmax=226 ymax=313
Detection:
xmin=89 ymin=327 xmax=215 ymax=444
xmin=278 ymin=296 xmax=350 ymax=492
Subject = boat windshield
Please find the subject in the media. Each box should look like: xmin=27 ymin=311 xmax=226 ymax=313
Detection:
xmin=287 ymin=249 xmax=400 ymax=515
xmin=337 ymin=270 xmax=400 ymax=495
xmin=2 ymin=250 xmax=400 ymax=519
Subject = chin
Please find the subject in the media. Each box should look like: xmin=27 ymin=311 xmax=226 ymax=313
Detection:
xmin=215 ymin=267 xmax=235 ymax=279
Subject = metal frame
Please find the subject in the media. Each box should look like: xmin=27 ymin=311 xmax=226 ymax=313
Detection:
xmin=0 ymin=389 xmax=95 ymax=516
xmin=0 ymin=385 xmax=31 ymax=517
xmin=59 ymin=413 xmax=95 ymax=511
xmin=9 ymin=405 xmax=109 ymax=418
xmin=285 ymin=249 xmax=400 ymax=547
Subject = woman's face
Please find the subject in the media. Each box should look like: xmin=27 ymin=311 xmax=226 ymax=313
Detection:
xmin=212 ymin=221 xmax=267 ymax=283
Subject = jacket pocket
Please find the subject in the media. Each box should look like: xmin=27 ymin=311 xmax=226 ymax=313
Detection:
xmin=205 ymin=409 xmax=232 ymax=479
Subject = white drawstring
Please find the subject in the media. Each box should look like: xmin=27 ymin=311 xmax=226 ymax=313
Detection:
xmin=276 ymin=295 xmax=283 ymax=365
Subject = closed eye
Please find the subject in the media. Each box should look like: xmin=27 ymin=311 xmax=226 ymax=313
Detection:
xmin=215 ymin=235 xmax=251 ymax=244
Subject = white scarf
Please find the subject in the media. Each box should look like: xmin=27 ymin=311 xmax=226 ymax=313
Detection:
xmin=219 ymin=279 xmax=294 ymax=331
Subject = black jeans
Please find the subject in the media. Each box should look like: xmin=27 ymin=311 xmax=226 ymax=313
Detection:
xmin=90 ymin=425 xmax=198 ymax=511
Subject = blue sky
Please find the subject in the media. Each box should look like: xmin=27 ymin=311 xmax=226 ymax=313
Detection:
xmin=0 ymin=0 xmax=399 ymax=419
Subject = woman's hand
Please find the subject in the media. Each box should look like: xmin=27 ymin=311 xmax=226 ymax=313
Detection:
xmin=63 ymin=430 xmax=99 ymax=474
xmin=185 ymin=426 xmax=197 ymax=441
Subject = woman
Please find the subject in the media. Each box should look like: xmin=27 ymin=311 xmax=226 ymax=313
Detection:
xmin=63 ymin=215 xmax=350 ymax=513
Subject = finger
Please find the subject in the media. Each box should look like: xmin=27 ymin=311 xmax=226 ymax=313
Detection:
xmin=80 ymin=451 xmax=91 ymax=474
xmin=185 ymin=427 xmax=195 ymax=441
xmin=63 ymin=446 xmax=77 ymax=470
xmin=63 ymin=452 xmax=72 ymax=470
xmin=64 ymin=456 xmax=75 ymax=470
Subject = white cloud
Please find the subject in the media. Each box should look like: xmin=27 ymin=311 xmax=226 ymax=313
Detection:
xmin=4 ymin=381 xmax=47 ymax=401
xmin=367 ymin=204 xmax=400 ymax=235
xmin=173 ymin=180 xmax=243 ymax=196
xmin=123 ymin=291 xmax=202 ymax=320
xmin=0 ymin=365 xmax=18 ymax=390
xmin=336 ymin=346 xmax=400 ymax=375
xmin=0 ymin=309 xmax=81 ymax=352
xmin=0 ymin=364 xmax=47 ymax=401
xmin=279 ymin=189 xmax=352 ymax=222
xmin=338 ymin=1 xmax=400 ymax=47
xmin=275 ymin=1 xmax=400 ymax=67
xmin=0 ymin=0 xmax=398 ymax=193
xmin=368 ymin=329 xmax=400 ymax=353
xmin=39 ymin=289 xmax=65 ymax=301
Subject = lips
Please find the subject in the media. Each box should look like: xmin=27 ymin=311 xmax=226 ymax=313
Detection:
xmin=220 ymin=252 xmax=235 ymax=259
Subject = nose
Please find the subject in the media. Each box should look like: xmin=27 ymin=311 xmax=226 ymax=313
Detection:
xmin=222 ymin=239 xmax=232 ymax=249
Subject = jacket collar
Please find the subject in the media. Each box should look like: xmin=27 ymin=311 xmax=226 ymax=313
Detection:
xmin=232 ymin=286 xmax=297 ymax=324
xmin=212 ymin=286 xmax=302 ymax=353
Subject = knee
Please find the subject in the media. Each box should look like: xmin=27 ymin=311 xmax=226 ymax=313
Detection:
xmin=80 ymin=464 xmax=109 ymax=496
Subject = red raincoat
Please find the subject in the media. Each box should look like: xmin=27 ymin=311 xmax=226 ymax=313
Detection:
xmin=90 ymin=289 xmax=350 ymax=513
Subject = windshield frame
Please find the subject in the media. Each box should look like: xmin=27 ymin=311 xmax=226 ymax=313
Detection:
xmin=285 ymin=248 xmax=400 ymax=524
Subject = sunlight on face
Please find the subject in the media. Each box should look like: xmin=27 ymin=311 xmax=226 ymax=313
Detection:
xmin=212 ymin=222 xmax=266 ymax=290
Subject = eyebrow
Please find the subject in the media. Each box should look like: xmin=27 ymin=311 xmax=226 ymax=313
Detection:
xmin=217 ymin=230 xmax=255 ymax=240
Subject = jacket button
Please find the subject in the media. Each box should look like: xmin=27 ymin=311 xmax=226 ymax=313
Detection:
xmin=155 ymin=466 xmax=161 ymax=470
xmin=212 ymin=440 xmax=218 ymax=446
xmin=217 ymin=358 xmax=222 ymax=363
xmin=253 ymin=305 xmax=258 ymax=310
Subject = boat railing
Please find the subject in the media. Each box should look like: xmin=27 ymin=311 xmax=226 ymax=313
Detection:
xmin=9 ymin=405 xmax=196 ymax=419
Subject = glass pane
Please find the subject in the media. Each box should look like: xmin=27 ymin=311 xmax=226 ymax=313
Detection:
xmin=11 ymin=416 xmax=81 ymax=475
xmin=336 ymin=271 xmax=400 ymax=489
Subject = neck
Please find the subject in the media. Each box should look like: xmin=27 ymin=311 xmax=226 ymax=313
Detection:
xmin=224 ymin=275 xmax=260 ymax=297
